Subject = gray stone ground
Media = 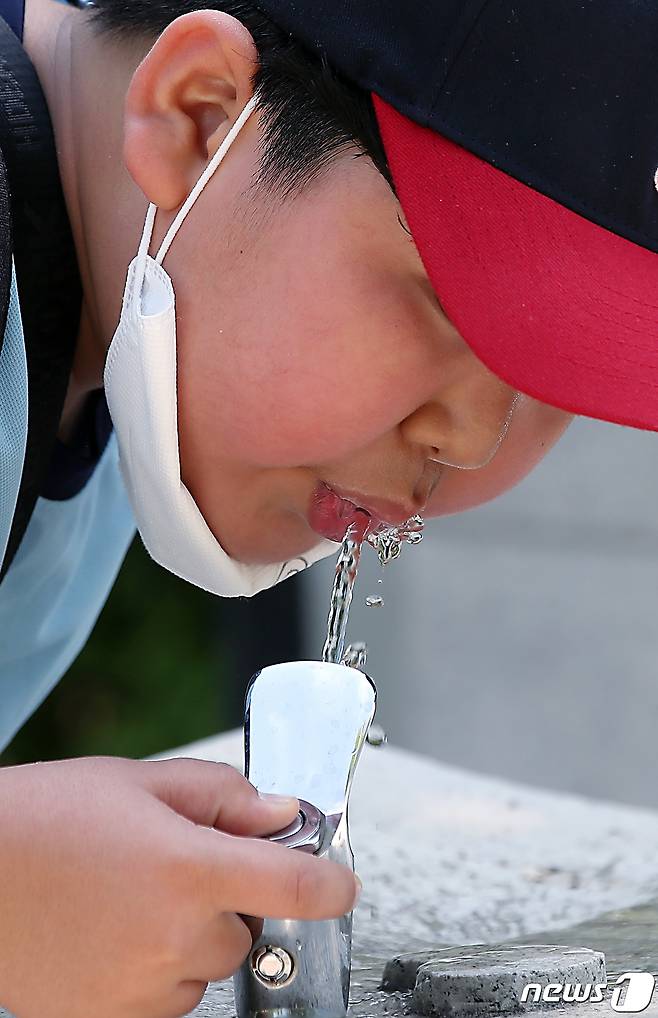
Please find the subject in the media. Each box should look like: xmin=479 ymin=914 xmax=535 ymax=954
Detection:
xmin=300 ymin=416 xmax=658 ymax=810
xmin=3 ymin=731 xmax=657 ymax=1016
xmin=162 ymin=731 xmax=658 ymax=954
xmin=164 ymin=730 xmax=658 ymax=1017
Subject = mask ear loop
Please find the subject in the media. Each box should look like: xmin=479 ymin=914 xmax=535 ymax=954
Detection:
xmin=131 ymin=92 xmax=259 ymax=292
xmin=154 ymin=92 xmax=260 ymax=267
xmin=429 ymin=391 xmax=522 ymax=471
xmin=133 ymin=202 xmax=158 ymax=297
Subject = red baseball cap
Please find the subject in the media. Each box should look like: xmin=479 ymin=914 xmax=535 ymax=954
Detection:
xmin=256 ymin=0 xmax=658 ymax=431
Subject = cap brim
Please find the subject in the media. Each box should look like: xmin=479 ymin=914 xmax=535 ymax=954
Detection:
xmin=374 ymin=96 xmax=658 ymax=432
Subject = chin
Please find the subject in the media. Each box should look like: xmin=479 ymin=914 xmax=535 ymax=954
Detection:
xmin=214 ymin=516 xmax=322 ymax=566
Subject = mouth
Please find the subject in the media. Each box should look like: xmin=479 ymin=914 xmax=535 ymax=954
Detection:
xmin=308 ymin=482 xmax=414 ymax=543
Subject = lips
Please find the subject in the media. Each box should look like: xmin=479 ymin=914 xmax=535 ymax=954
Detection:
xmin=308 ymin=484 xmax=372 ymax=543
xmin=308 ymin=482 xmax=414 ymax=543
xmin=329 ymin=484 xmax=417 ymax=528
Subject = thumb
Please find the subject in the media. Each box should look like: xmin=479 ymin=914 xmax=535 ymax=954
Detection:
xmin=141 ymin=757 xmax=299 ymax=837
xmin=199 ymin=830 xmax=361 ymax=920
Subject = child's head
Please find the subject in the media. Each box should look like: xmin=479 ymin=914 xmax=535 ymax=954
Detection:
xmin=83 ymin=1 xmax=574 ymax=573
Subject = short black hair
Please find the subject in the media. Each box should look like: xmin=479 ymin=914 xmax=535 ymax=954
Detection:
xmin=92 ymin=0 xmax=391 ymax=196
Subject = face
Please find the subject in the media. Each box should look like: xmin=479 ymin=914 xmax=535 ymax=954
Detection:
xmin=160 ymin=121 xmax=571 ymax=565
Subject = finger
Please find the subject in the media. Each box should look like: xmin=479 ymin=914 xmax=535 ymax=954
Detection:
xmin=143 ymin=758 xmax=299 ymax=836
xmin=187 ymin=912 xmax=253 ymax=983
xmin=163 ymin=982 xmax=208 ymax=1018
xmin=197 ymin=829 xmax=360 ymax=920
xmin=239 ymin=914 xmax=263 ymax=942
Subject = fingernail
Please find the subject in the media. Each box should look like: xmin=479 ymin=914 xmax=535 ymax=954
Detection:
xmin=258 ymin=791 xmax=299 ymax=806
xmin=354 ymin=874 xmax=362 ymax=906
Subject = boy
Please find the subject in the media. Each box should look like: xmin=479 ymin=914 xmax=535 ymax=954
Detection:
xmin=0 ymin=0 xmax=651 ymax=1014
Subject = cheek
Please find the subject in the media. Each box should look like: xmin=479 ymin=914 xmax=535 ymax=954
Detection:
xmin=426 ymin=399 xmax=573 ymax=516
xmin=178 ymin=235 xmax=439 ymax=468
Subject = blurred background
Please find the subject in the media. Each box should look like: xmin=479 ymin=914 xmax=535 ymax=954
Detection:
xmin=0 ymin=538 xmax=304 ymax=764
xmin=3 ymin=416 xmax=658 ymax=810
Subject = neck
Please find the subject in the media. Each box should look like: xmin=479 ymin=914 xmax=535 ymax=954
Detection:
xmin=23 ymin=0 xmax=149 ymax=430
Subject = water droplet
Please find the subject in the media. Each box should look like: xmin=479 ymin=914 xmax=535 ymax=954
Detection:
xmin=342 ymin=641 xmax=368 ymax=671
xmin=365 ymin=595 xmax=384 ymax=608
xmin=366 ymin=723 xmax=388 ymax=747
xmin=366 ymin=515 xmax=425 ymax=566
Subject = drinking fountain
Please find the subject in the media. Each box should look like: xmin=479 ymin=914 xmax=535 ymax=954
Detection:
xmin=233 ymin=659 xmax=377 ymax=1018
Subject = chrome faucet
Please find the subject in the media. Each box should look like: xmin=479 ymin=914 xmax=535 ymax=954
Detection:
xmin=233 ymin=659 xmax=377 ymax=1018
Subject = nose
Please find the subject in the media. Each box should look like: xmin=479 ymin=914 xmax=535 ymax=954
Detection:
xmin=400 ymin=352 xmax=517 ymax=470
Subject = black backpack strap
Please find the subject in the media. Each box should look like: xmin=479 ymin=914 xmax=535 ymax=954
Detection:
xmin=0 ymin=15 xmax=82 ymax=578
xmin=0 ymin=1 xmax=16 ymax=365
xmin=0 ymin=0 xmax=23 ymax=45
xmin=0 ymin=139 xmax=11 ymax=366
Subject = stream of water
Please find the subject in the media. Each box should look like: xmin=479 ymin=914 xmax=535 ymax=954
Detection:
xmin=321 ymin=515 xmax=425 ymax=666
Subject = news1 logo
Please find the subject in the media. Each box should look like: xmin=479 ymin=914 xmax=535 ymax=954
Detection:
xmin=520 ymin=972 xmax=656 ymax=1012
xmin=611 ymin=974 xmax=657 ymax=1014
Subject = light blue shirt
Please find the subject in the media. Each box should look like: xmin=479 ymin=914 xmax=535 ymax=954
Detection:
xmin=0 ymin=262 xmax=135 ymax=750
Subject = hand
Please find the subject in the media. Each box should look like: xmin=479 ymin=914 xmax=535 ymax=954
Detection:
xmin=0 ymin=756 xmax=359 ymax=1018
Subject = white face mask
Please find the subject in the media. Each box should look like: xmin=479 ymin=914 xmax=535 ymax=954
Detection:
xmin=104 ymin=95 xmax=337 ymax=597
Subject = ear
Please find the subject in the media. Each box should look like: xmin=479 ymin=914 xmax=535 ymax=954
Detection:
xmin=124 ymin=11 xmax=258 ymax=210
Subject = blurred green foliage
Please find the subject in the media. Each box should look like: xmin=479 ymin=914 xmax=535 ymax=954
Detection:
xmin=1 ymin=538 xmax=232 ymax=764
